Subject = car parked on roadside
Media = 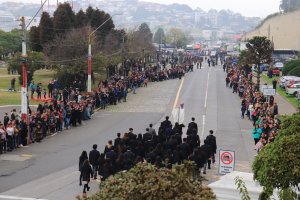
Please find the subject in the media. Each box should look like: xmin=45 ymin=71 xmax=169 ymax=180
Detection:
xmin=274 ymin=62 xmax=284 ymax=71
xmin=284 ymin=77 xmax=300 ymax=89
xmin=286 ymin=83 xmax=300 ymax=96
xmin=279 ymin=76 xmax=298 ymax=88
xmin=271 ymin=67 xmax=280 ymax=76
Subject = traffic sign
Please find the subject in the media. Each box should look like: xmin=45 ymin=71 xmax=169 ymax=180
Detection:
xmin=218 ymin=149 xmax=235 ymax=174
xmin=263 ymin=88 xmax=276 ymax=96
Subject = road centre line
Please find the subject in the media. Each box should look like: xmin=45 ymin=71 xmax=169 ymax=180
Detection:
xmin=172 ymin=77 xmax=185 ymax=109
xmin=204 ymin=70 xmax=210 ymax=109
xmin=201 ymin=115 xmax=206 ymax=140
xmin=201 ymin=69 xmax=210 ymax=140
xmin=0 ymin=195 xmax=47 ymax=200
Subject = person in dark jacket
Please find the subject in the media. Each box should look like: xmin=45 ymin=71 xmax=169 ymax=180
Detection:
xmin=79 ymin=151 xmax=88 ymax=186
xmin=188 ymin=117 xmax=198 ymax=133
xmin=81 ymin=159 xmax=93 ymax=194
xmin=200 ymin=139 xmax=213 ymax=174
xmin=89 ymin=144 xmax=100 ymax=179
xmin=205 ymin=130 xmax=217 ymax=164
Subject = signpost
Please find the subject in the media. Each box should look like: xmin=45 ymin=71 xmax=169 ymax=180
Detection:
xmin=263 ymin=88 xmax=276 ymax=96
xmin=218 ymin=149 xmax=235 ymax=174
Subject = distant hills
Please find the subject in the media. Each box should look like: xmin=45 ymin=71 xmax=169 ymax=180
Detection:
xmin=0 ymin=0 xmax=261 ymax=41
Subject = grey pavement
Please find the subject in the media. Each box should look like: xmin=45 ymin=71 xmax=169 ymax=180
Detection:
xmin=0 ymin=63 xmax=259 ymax=200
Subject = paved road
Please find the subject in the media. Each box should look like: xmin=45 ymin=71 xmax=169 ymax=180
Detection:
xmin=0 ymin=63 xmax=256 ymax=200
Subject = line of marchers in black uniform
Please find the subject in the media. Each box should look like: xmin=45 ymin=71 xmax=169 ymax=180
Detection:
xmin=79 ymin=117 xmax=217 ymax=194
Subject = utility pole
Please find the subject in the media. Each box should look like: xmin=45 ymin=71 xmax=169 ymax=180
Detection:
xmin=19 ymin=16 xmax=27 ymax=121
xmin=121 ymin=34 xmax=125 ymax=77
xmin=268 ymin=24 xmax=271 ymax=40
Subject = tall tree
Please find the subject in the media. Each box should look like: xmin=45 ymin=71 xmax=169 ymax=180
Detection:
xmin=90 ymin=9 xmax=114 ymax=41
xmin=166 ymin=28 xmax=189 ymax=48
xmin=0 ymin=29 xmax=20 ymax=56
xmin=85 ymin=6 xmax=94 ymax=22
xmin=53 ymin=3 xmax=75 ymax=35
xmin=280 ymin=0 xmax=300 ymax=12
xmin=39 ymin=12 xmax=54 ymax=50
xmin=246 ymin=36 xmax=273 ymax=90
xmin=153 ymin=28 xmax=165 ymax=44
xmin=75 ymin=9 xmax=88 ymax=28
xmin=138 ymin=22 xmax=152 ymax=43
xmin=29 ymin=26 xmax=42 ymax=52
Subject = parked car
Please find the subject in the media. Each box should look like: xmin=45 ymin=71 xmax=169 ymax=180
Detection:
xmin=286 ymin=83 xmax=300 ymax=96
xmin=274 ymin=62 xmax=284 ymax=71
xmin=284 ymin=77 xmax=300 ymax=89
xmin=271 ymin=67 xmax=280 ymax=76
xmin=279 ymin=76 xmax=298 ymax=88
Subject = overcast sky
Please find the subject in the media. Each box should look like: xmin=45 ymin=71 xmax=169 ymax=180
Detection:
xmin=0 ymin=0 xmax=281 ymax=18
xmin=143 ymin=0 xmax=280 ymax=18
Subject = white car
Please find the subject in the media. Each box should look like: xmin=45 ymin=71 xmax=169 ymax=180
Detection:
xmin=286 ymin=83 xmax=300 ymax=96
xmin=279 ymin=76 xmax=298 ymax=88
xmin=284 ymin=77 xmax=300 ymax=89
xmin=274 ymin=62 xmax=284 ymax=70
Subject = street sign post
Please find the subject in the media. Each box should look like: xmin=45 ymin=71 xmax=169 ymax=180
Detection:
xmin=218 ymin=149 xmax=235 ymax=175
xmin=263 ymin=88 xmax=276 ymax=96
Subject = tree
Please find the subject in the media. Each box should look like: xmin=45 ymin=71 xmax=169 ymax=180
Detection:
xmin=29 ymin=26 xmax=42 ymax=52
xmin=53 ymin=3 xmax=75 ymax=35
xmin=252 ymin=113 xmax=300 ymax=198
xmin=280 ymin=0 xmax=300 ymax=12
xmin=75 ymin=9 xmax=88 ymax=28
xmin=282 ymin=59 xmax=300 ymax=75
xmin=153 ymin=28 xmax=165 ymax=44
xmin=90 ymin=9 xmax=114 ymax=41
xmin=287 ymin=66 xmax=300 ymax=77
xmin=238 ymin=50 xmax=251 ymax=66
xmin=78 ymin=161 xmax=216 ymax=200
xmin=246 ymin=36 xmax=273 ymax=90
xmin=43 ymin=27 xmax=88 ymax=67
xmin=85 ymin=6 xmax=94 ymax=22
xmin=138 ymin=22 xmax=153 ymax=43
xmin=8 ymin=51 xmax=45 ymax=85
xmin=0 ymin=29 xmax=20 ymax=57
xmin=166 ymin=28 xmax=189 ymax=48
xmin=39 ymin=12 xmax=54 ymax=50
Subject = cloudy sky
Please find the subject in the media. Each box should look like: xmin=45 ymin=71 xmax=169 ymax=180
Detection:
xmin=0 ymin=0 xmax=281 ymax=18
xmin=143 ymin=0 xmax=281 ymax=17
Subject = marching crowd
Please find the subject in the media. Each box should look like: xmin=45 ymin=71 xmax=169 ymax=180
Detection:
xmin=0 ymin=63 xmax=193 ymax=154
xmin=79 ymin=117 xmax=217 ymax=194
xmin=225 ymin=63 xmax=280 ymax=153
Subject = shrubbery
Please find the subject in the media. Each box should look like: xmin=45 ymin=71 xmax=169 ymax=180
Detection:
xmin=77 ymin=161 xmax=216 ymax=200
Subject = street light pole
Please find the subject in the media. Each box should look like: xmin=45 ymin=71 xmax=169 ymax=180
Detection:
xmin=20 ymin=16 xmax=27 ymax=121
xmin=87 ymin=13 xmax=121 ymax=92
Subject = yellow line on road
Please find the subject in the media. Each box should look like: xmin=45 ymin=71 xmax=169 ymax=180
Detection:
xmin=173 ymin=77 xmax=185 ymax=109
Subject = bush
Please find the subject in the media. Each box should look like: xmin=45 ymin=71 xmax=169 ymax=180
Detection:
xmin=287 ymin=66 xmax=300 ymax=77
xmin=252 ymin=113 xmax=300 ymax=197
xmin=55 ymin=66 xmax=87 ymax=91
xmin=282 ymin=60 xmax=300 ymax=75
xmin=78 ymin=161 xmax=216 ymax=200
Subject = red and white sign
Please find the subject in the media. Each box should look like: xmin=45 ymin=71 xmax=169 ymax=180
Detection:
xmin=218 ymin=150 xmax=235 ymax=174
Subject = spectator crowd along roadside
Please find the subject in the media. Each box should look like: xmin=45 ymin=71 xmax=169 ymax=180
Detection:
xmin=224 ymin=62 xmax=280 ymax=153
xmin=0 ymin=62 xmax=194 ymax=154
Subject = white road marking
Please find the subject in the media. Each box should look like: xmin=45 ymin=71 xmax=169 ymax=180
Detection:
xmin=204 ymin=70 xmax=210 ymax=109
xmin=0 ymin=195 xmax=47 ymax=200
xmin=173 ymin=77 xmax=185 ymax=109
xmin=201 ymin=115 xmax=206 ymax=140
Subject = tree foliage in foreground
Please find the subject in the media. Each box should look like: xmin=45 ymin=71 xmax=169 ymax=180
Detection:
xmin=253 ymin=113 xmax=300 ymax=198
xmin=77 ymin=161 xmax=216 ymax=200
xmin=282 ymin=59 xmax=300 ymax=75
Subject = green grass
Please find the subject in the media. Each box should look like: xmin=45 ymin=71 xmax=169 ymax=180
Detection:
xmin=0 ymin=69 xmax=55 ymax=106
xmin=0 ymin=67 xmax=107 ymax=105
xmin=262 ymin=73 xmax=299 ymax=108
